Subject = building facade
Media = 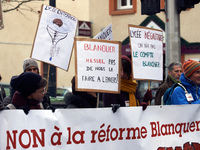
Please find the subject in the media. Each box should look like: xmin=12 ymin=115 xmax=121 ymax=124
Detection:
xmin=0 ymin=0 xmax=200 ymax=93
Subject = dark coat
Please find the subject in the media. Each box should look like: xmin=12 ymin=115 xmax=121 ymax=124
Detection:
xmin=103 ymin=91 xmax=129 ymax=107
xmin=155 ymin=76 xmax=176 ymax=105
xmin=64 ymin=92 xmax=97 ymax=108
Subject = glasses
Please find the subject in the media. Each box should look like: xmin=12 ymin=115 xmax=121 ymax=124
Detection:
xmin=36 ymin=87 xmax=46 ymax=94
xmin=26 ymin=68 xmax=38 ymax=72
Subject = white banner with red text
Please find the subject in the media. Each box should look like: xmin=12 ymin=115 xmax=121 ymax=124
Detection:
xmin=1 ymin=104 xmax=200 ymax=150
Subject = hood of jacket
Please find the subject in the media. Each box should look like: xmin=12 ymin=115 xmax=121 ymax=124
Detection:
xmin=180 ymin=73 xmax=200 ymax=97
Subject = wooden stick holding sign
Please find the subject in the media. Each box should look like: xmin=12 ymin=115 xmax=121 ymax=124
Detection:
xmin=74 ymin=38 xmax=121 ymax=95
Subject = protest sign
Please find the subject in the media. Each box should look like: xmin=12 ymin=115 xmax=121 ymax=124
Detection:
xmin=1 ymin=105 xmax=200 ymax=150
xmin=129 ymin=25 xmax=163 ymax=81
xmin=75 ymin=38 xmax=121 ymax=93
xmin=93 ymin=23 xmax=113 ymax=40
xmin=31 ymin=4 xmax=78 ymax=71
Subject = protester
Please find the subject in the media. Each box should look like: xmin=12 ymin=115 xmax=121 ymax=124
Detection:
xmin=0 ymin=74 xmax=6 ymax=102
xmin=0 ymin=74 xmax=6 ymax=110
xmin=3 ymin=75 xmax=17 ymax=107
xmin=5 ymin=72 xmax=47 ymax=113
xmin=64 ymin=76 xmax=97 ymax=108
xmin=3 ymin=58 xmax=52 ymax=109
xmin=171 ymin=59 xmax=200 ymax=104
xmin=155 ymin=62 xmax=182 ymax=105
xmin=103 ymin=55 xmax=153 ymax=109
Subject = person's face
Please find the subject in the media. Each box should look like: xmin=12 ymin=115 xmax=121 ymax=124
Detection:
xmin=189 ymin=69 xmax=200 ymax=84
xmin=168 ymin=65 xmax=182 ymax=81
xmin=121 ymin=65 xmax=128 ymax=80
xmin=28 ymin=87 xmax=45 ymax=101
xmin=26 ymin=66 xmax=38 ymax=74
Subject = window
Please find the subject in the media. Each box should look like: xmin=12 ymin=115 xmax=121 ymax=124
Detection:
xmin=118 ymin=0 xmax=132 ymax=10
xmin=109 ymin=0 xmax=137 ymax=15
xmin=109 ymin=0 xmax=165 ymax=16
xmin=160 ymin=0 xmax=165 ymax=10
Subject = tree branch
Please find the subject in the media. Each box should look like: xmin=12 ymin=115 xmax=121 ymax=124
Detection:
xmin=2 ymin=0 xmax=45 ymax=13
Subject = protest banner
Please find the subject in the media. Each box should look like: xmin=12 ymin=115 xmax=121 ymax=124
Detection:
xmin=31 ymin=4 xmax=78 ymax=71
xmin=93 ymin=23 xmax=113 ymax=40
xmin=129 ymin=25 xmax=163 ymax=81
xmin=1 ymin=104 xmax=200 ymax=150
xmin=75 ymin=38 xmax=121 ymax=93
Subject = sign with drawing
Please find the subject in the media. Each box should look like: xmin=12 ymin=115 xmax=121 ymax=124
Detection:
xmin=75 ymin=38 xmax=121 ymax=93
xmin=31 ymin=4 xmax=78 ymax=71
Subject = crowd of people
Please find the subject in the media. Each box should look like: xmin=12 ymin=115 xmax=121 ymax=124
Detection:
xmin=0 ymin=56 xmax=200 ymax=114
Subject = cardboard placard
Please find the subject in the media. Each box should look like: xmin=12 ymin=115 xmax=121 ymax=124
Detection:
xmin=93 ymin=23 xmax=113 ymax=40
xmin=75 ymin=38 xmax=121 ymax=93
xmin=129 ymin=25 xmax=163 ymax=81
xmin=31 ymin=4 xmax=78 ymax=71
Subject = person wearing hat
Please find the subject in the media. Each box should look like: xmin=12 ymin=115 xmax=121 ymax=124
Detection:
xmin=171 ymin=59 xmax=200 ymax=104
xmin=23 ymin=58 xmax=39 ymax=74
xmin=6 ymin=72 xmax=47 ymax=113
xmin=3 ymin=58 xmax=52 ymax=109
xmin=102 ymin=55 xmax=153 ymax=110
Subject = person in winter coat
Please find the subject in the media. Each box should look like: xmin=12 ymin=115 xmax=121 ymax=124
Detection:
xmin=102 ymin=55 xmax=153 ymax=109
xmin=155 ymin=62 xmax=182 ymax=105
xmin=4 ymin=58 xmax=52 ymax=109
xmin=5 ymin=72 xmax=47 ymax=113
xmin=64 ymin=76 xmax=97 ymax=108
xmin=0 ymin=74 xmax=6 ymax=101
xmin=171 ymin=59 xmax=200 ymax=105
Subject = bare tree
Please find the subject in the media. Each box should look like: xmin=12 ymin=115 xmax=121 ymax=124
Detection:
xmin=2 ymin=0 xmax=46 ymax=14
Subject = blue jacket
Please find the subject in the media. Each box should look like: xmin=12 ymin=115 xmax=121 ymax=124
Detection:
xmin=171 ymin=73 xmax=200 ymax=105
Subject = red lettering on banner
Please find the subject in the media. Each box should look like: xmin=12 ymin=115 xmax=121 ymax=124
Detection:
xmin=157 ymin=142 xmax=200 ymax=150
xmin=90 ymin=123 xmax=147 ymax=143
xmin=66 ymin=127 xmax=85 ymax=145
xmin=19 ymin=129 xmax=31 ymax=148
xmin=6 ymin=130 xmax=17 ymax=149
xmin=51 ymin=126 xmax=62 ymax=146
xmin=118 ymin=128 xmax=126 ymax=140
xmin=141 ymin=126 xmax=147 ymax=138
xmin=150 ymin=121 xmax=200 ymax=138
xmin=6 ymin=129 xmax=45 ymax=149
xmin=66 ymin=127 xmax=72 ymax=144
xmin=72 ymin=131 xmax=85 ymax=144
xmin=192 ymin=142 xmax=200 ymax=149
xmin=31 ymin=129 xmax=45 ymax=148
xmin=189 ymin=122 xmax=195 ymax=132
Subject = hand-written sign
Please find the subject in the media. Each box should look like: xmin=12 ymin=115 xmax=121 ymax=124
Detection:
xmin=75 ymin=38 xmax=121 ymax=93
xmin=129 ymin=25 xmax=163 ymax=81
xmin=31 ymin=4 xmax=78 ymax=71
xmin=93 ymin=23 xmax=113 ymax=40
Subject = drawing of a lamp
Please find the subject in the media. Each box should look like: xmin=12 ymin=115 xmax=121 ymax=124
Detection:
xmin=47 ymin=18 xmax=68 ymax=61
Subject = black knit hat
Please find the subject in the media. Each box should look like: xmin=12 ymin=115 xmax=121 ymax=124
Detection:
xmin=11 ymin=72 xmax=42 ymax=97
